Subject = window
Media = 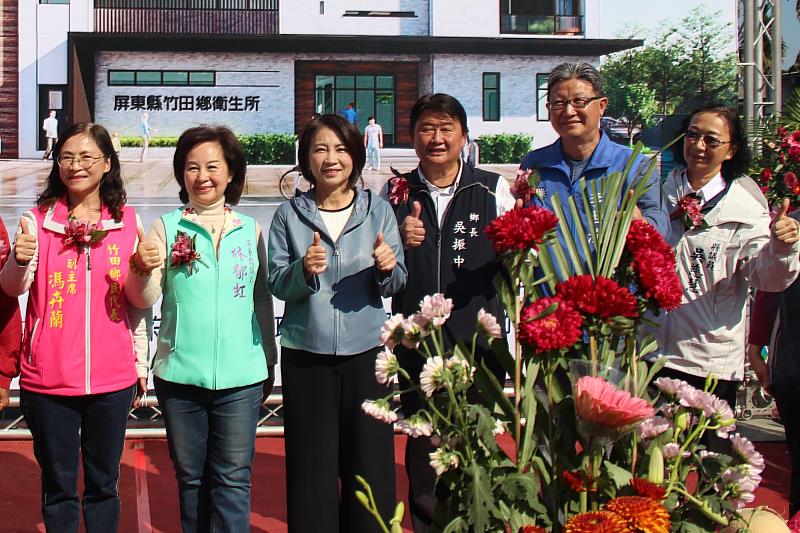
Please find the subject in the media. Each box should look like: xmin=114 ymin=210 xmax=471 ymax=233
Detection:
xmin=319 ymin=1 xmax=324 ymax=14
xmin=536 ymin=74 xmax=549 ymax=121
xmin=314 ymin=74 xmax=396 ymax=145
xmin=40 ymin=0 xmax=70 ymax=4
xmin=343 ymin=11 xmax=416 ymax=17
xmin=108 ymin=70 xmax=216 ymax=87
xmin=482 ymin=73 xmax=500 ymax=122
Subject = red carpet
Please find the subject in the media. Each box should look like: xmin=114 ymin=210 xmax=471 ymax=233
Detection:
xmin=0 ymin=437 xmax=789 ymax=532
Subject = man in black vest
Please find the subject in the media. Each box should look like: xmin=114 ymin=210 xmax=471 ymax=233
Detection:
xmin=383 ymin=93 xmax=516 ymax=532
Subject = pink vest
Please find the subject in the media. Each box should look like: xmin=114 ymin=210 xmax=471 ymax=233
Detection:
xmin=21 ymin=198 xmax=139 ymax=396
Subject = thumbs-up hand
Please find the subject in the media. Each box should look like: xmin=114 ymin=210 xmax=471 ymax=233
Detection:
xmin=14 ymin=218 xmax=37 ymax=265
xmin=772 ymin=198 xmax=800 ymax=245
xmin=372 ymin=232 xmax=397 ymax=272
xmin=400 ymin=200 xmax=425 ymax=249
xmin=303 ymin=231 xmax=327 ymax=278
xmin=133 ymin=226 xmax=162 ymax=273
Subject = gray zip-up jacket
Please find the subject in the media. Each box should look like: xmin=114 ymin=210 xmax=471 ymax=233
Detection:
xmin=268 ymin=188 xmax=406 ymax=355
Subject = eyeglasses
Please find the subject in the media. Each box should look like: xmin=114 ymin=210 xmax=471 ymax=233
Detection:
xmin=546 ymin=96 xmax=604 ymax=110
xmin=57 ymin=154 xmax=106 ymax=169
xmin=684 ymin=130 xmax=731 ymax=149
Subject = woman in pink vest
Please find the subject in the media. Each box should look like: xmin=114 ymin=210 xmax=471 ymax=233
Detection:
xmin=0 ymin=217 xmax=22 ymax=410
xmin=0 ymin=123 xmax=149 ymax=533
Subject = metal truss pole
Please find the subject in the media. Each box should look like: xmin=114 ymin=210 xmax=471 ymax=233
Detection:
xmin=741 ymin=0 xmax=783 ymax=137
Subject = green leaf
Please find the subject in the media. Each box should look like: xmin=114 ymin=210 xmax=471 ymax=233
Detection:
xmin=465 ymin=463 xmax=498 ymax=532
xmin=441 ymin=516 xmax=467 ymax=533
xmin=603 ymin=460 xmax=633 ymax=489
xmin=550 ymin=192 xmax=585 ymax=276
xmin=474 ymin=358 xmax=515 ymax=420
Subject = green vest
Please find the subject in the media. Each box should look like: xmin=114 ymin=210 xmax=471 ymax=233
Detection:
xmin=153 ymin=208 xmax=267 ymax=389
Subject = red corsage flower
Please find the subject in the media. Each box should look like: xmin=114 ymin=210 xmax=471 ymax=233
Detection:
xmin=388 ymin=176 xmax=410 ymax=205
xmin=61 ymin=216 xmax=108 ymax=253
xmin=170 ymin=231 xmax=204 ymax=275
xmin=485 ymin=205 xmax=559 ymax=254
xmin=511 ymin=168 xmax=534 ymax=205
xmin=670 ymin=194 xmax=706 ymax=230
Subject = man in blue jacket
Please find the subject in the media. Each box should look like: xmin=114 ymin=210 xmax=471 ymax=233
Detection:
xmin=520 ymin=62 xmax=670 ymax=240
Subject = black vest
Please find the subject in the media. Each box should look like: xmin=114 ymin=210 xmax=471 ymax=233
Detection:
xmin=389 ymin=166 xmax=506 ymax=381
xmin=774 ymin=278 xmax=800 ymax=395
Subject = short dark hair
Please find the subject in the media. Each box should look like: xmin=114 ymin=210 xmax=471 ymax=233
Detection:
xmin=671 ymin=104 xmax=751 ymax=180
xmin=297 ymin=114 xmax=365 ymax=189
xmin=37 ymin=123 xmax=126 ymax=221
xmin=409 ymin=93 xmax=469 ymax=137
xmin=173 ymin=125 xmax=247 ymax=205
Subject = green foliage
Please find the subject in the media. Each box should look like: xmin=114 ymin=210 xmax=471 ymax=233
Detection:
xmin=120 ymin=136 xmax=179 ymax=147
xmin=238 ymin=133 xmax=297 ymax=165
xmin=119 ymin=133 xmax=297 ymax=165
xmin=602 ymin=6 xmax=737 ymax=116
xmin=476 ymin=134 xmax=533 ymax=164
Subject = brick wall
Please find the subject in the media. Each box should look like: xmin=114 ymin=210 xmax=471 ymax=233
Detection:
xmin=1 ymin=1 xmax=18 ymax=158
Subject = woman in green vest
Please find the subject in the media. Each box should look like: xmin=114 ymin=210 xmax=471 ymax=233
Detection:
xmin=268 ymin=114 xmax=406 ymax=532
xmin=126 ymin=125 xmax=278 ymax=533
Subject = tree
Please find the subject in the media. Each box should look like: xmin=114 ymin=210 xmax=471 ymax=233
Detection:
xmin=601 ymin=7 xmax=737 ymax=118
xmin=603 ymin=77 xmax=660 ymax=143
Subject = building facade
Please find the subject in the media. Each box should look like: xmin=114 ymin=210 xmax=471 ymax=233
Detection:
xmin=6 ymin=1 xmax=640 ymax=159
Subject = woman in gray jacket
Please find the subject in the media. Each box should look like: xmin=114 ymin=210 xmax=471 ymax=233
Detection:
xmin=268 ymin=114 xmax=406 ymax=533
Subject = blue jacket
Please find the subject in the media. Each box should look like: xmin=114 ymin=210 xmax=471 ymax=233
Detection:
xmin=268 ymin=188 xmax=406 ymax=356
xmin=520 ymin=131 xmax=670 ymax=247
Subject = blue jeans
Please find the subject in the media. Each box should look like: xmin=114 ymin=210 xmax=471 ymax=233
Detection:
xmin=155 ymin=377 xmax=262 ymax=533
xmin=367 ymin=146 xmax=381 ymax=170
xmin=20 ymin=385 xmax=136 ymax=533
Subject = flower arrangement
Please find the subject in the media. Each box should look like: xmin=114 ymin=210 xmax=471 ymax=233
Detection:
xmin=61 ymin=216 xmax=108 ymax=253
xmin=361 ymin=147 xmax=762 ymax=532
xmin=387 ymin=169 xmax=410 ymax=205
xmin=753 ymin=125 xmax=800 ymax=210
xmin=169 ymin=231 xmax=204 ymax=275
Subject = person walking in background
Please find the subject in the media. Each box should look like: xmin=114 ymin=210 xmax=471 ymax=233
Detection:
xmin=519 ymin=62 xmax=669 ymax=239
xmin=364 ymin=116 xmax=384 ymax=171
xmin=0 ymin=216 xmax=22 ymax=412
xmin=268 ymin=114 xmax=405 ymax=533
xmin=139 ymin=112 xmax=155 ymax=163
xmin=42 ymin=110 xmax=59 ymax=160
xmin=653 ymin=104 xmax=800 ymax=452
xmin=340 ymin=102 xmax=358 ymax=126
xmin=127 ymin=125 xmax=277 ymax=533
xmin=383 ymin=93 xmax=516 ymax=532
xmin=0 ymin=123 xmax=149 ymax=533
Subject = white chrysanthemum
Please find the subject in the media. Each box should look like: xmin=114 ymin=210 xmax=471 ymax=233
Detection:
xmin=446 ymin=355 xmax=474 ymax=386
xmin=730 ymin=433 xmax=765 ymax=479
xmin=707 ymin=395 xmax=736 ymax=437
xmin=476 ymin=308 xmax=502 ymax=339
xmin=401 ymin=316 xmax=426 ymax=349
xmin=380 ymin=314 xmax=406 ymax=350
xmin=492 ymin=420 xmax=506 ymax=436
xmin=716 ymin=468 xmax=756 ymax=510
xmin=419 ymin=357 xmax=448 ymax=397
xmin=416 ymin=293 xmax=454 ymax=328
xmin=662 ymin=442 xmax=689 ymax=459
xmin=429 ymin=448 xmax=459 ymax=476
xmin=361 ymin=399 xmax=398 ymax=424
xmin=653 ymin=377 xmax=689 ymax=399
xmin=374 ymin=348 xmax=399 ymax=384
xmin=397 ymin=415 xmax=433 ymax=438
xmin=637 ymin=415 xmax=671 ymax=440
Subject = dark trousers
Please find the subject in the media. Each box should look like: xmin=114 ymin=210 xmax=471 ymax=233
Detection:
xmin=654 ymin=367 xmax=739 ymax=454
xmin=281 ymin=347 xmax=396 ymax=533
xmin=20 ymin=385 xmax=135 ymax=533
xmin=775 ymin=392 xmax=800 ymax=517
xmin=155 ymin=377 xmax=262 ymax=533
xmin=398 ymin=346 xmax=506 ymax=533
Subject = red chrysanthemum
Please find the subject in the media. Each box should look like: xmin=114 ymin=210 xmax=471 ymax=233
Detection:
xmin=564 ymin=511 xmax=628 ymax=533
xmin=785 ymin=171 xmax=799 ymax=189
xmin=557 ymin=274 xmax=638 ymax=320
xmin=625 ymin=220 xmax=673 ymax=258
xmin=562 ymin=469 xmax=596 ymax=493
xmin=519 ymin=526 xmax=547 ymax=533
xmin=632 ymin=248 xmax=682 ymax=311
xmin=630 ymin=477 xmax=667 ymax=501
xmin=485 ymin=205 xmax=559 ymax=254
xmin=760 ymin=168 xmax=773 ymax=181
xmin=604 ymin=496 xmax=671 ymax=533
xmin=518 ymin=297 xmax=582 ymax=353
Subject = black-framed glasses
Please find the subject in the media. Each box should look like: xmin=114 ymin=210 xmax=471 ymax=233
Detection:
xmin=57 ymin=154 xmax=106 ymax=169
xmin=684 ymin=129 xmax=731 ymax=149
xmin=546 ymin=96 xmax=604 ymax=110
